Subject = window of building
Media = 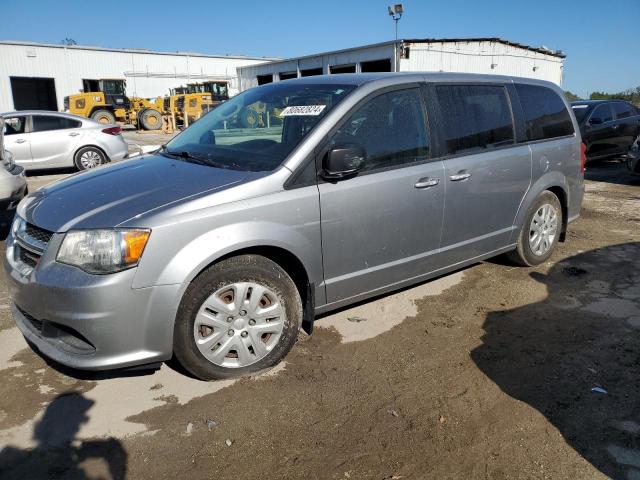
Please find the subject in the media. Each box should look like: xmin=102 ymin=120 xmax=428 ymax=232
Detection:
xmin=279 ymin=72 xmax=297 ymax=81
xmin=330 ymin=64 xmax=356 ymax=74
xmin=256 ymin=74 xmax=273 ymax=86
xmin=300 ymin=67 xmax=323 ymax=77
xmin=360 ymin=59 xmax=392 ymax=73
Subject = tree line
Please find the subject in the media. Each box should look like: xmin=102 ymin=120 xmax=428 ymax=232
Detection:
xmin=565 ymin=87 xmax=640 ymax=105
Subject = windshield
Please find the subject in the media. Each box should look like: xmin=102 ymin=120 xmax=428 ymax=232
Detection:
xmin=102 ymin=80 xmax=126 ymax=96
xmin=164 ymin=82 xmax=356 ymax=172
xmin=571 ymin=104 xmax=590 ymax=123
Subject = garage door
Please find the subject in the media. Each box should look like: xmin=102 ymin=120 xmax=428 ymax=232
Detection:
xmin=10 ymin=77 xmax=58 ymax=111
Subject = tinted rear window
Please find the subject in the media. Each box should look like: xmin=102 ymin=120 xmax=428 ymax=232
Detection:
xmin=516 ymin=84 xmax=574 ymax=141
xmin=612 ymin=102 xmax=634 ymax=119
xmin=571 ymin=104 xmax=590 ymax=123
xmin=435 ymin=84 xmax=514 ymax=155
xmin=32 ymin=116 xmax=82 ymax=132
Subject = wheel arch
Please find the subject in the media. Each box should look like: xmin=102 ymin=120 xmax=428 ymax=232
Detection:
xmin=73 ymin=144 xmax=110 ymax=169
xmin=513 ymin=173 xmax=570 ymax=243
xmin=88 ymin=106 xmax=115 ymax=118
xmin=180 ymin=244 xmax=315 ymax=335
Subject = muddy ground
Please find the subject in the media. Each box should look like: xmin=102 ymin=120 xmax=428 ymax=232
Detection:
xmin=0 ymin=158 xmax=638 ymax=480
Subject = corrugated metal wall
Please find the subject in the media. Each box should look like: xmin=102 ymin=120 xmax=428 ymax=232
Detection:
xmin=0 ymin=43 xmax=270 ymax=111
xmin=402 ymin=40 xmax=563 ymax=84
xmin=237 ymin=40 xmax=564 ymax=92
xmin=238 ymin=43 xmax=397 ymax=91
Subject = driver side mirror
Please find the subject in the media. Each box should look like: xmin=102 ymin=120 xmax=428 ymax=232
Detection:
xmin=320 ymin=145 xmax=365 ymax=181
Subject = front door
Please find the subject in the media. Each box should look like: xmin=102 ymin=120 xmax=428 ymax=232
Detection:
xmin=584 ymin=103 xmax=617 ymax=158
xmin=2 ymin=116 xmax=32 ymax=165
xmin=433 ymin=84 xmax=531 ymax=265
xmin=318 ymin=86 xmax=445 ymax=304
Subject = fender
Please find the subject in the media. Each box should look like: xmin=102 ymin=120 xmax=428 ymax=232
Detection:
xmin=510 ymin=171 xmax=569 ymax=244
xmin=132 ymin=219 xmax=324 ymax=302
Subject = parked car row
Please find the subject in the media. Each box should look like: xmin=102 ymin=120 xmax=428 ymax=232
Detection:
xmin=1 ymin=110 xmax=129 ymax=171
xmin=571 ymin=100 xmax=640 ymax=161
xmin=4 ymin=73 xmax=585 ymax=380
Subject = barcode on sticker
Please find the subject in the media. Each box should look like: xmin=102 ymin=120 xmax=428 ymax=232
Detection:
xmin=280 ymin=105 xmax=326 ymax=116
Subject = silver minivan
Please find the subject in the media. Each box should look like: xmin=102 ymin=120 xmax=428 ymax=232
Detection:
xmin=4 ymin=73 xmax=584 ymax=380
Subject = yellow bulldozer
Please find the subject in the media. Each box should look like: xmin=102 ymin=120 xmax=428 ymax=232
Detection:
xmin=64 ymin=79 xmax=163 ymax=130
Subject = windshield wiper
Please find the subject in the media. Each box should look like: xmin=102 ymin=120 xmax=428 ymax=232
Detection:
xmin=161 ymin=147 xmax=241 ymax=170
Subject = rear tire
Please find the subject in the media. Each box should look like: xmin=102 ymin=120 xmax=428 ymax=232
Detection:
xmin=74 ymin=146 xmax=106 ymax=171
xmin=90 ymin=109 xmax=116 ymax=125
xmin=139 ymin=108 xmax=162 ymax=130
xmin=174 ymin=255 xmax=302 ymax=381
xmin=507 ymin=190 xmax=562 ymax=266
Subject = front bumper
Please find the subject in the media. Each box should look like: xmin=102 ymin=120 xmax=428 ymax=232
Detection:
xmin=5 ymin=230 xmax=181 ymax=370
xmin=0 ymin=165 xmax=27 ymax=211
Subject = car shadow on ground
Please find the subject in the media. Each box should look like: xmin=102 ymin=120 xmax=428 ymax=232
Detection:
xmin=0 ymin=392 xmax=127 ymax=480
xmin=472 ymin=242 xmax=640 ymax=479
xmin=585 ymin=155 xmax=640 ymax=186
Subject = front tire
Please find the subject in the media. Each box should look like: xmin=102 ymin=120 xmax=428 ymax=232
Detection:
xmin=74 ymin=146 xmax=106 ymax=171
xmin=90 ymin=109 xmax=116 ymax=125
xmin=507 ymin=190 xmax=562 ymax=266
xmin=139 ymin=108 xmax=162 ymax=130
xmin=174 ymin=255 xmax=302 ymax=380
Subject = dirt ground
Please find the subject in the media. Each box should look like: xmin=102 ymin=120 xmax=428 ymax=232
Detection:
xmin=0 ymin=157 xmax=638 ymax=480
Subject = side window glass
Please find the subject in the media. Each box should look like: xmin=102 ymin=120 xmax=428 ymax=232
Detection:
xmin=590 ymin=104 xmax=614 ymax=124
xmin=436 ymin=84 xmax=514 ymax=155
xmin=3 ymin=117 xmax=26 ymax=135
xmin=612 ymin=102 xmax=633 ymax=120
xmin=330 ymin=88 xmax=429 ymax=172
xmin=515 ymin=84 xmax=574 ymax=141
xmin=32 ymin=116 xmax=78 ymax=132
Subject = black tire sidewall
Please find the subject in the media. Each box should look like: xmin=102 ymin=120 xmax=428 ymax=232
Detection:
xmin=74 ymin=146 xmax=105 ymax=171
xmin=141 ymin=109 xmax=162 ymax=130
xmin=91 ymin=110 xmax=115 ymax=125
xmin=173 ymin=255 xmax=302 ymax=381
xmin=518 ymin=191 xmax=563 ymax=266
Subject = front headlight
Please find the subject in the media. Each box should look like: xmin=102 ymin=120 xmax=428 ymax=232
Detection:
xmin=56 ymin=229 xmax=151 ymax=274
xmin=3 ymin=150 xmax=14 ymax=170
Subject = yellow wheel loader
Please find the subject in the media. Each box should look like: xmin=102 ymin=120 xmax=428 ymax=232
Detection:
xmin=64 ymin=79 xmax=163 ymax=130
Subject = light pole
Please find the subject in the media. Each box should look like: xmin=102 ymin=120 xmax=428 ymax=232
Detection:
xmin=388 ymin=4 xmax=404 ymax=72
xmin=388 ymin=4 xmax=404 ymax=42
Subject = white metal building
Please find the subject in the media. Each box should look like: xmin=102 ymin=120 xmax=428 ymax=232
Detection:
xmin=237 ymin=38 xmax=565 ymax=91
xmin=0 ymin=41 xmax=277 ymax=112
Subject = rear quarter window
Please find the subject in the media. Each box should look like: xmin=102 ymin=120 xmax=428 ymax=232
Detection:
xmin=516 ymin=84 xmax=574 ymax=141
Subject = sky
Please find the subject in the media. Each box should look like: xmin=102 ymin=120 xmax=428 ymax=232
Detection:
xmin=1 ymin=0 xmax=638 ymax=97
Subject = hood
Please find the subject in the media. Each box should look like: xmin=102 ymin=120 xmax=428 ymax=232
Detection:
xmin=21 ymin=154 xmax=260 ymax=232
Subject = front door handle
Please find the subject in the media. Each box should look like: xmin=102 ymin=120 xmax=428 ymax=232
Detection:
xmin=450 ymin=173 xmax=471 ymax=181
xmin=69 ymin=132 xmax=81 ymax=137
xmin=15 ymin=139 xmax=26 ymax=144
xmin=414 ymin=177 xmax=440 ymax=189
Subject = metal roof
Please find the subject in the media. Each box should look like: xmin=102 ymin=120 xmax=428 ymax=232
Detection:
xmin=404 ymin=38 xmax=566 ymax=58
xmin=0 ymin=40 xmax=280 ymax=61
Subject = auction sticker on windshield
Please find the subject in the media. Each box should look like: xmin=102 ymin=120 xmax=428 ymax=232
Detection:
xmin=280 ymin=105 xmax=326 ymax=116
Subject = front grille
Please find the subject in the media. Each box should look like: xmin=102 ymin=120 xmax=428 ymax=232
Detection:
xmin=24 ymin=223 xmax=53 ymax=247
xmin=14 ymin=221 xmax=53 ymax=270
xmin=18 ymin=246 xmax=39 ymax=268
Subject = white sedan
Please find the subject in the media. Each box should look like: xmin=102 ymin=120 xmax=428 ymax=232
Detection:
xmin=1 ymin=111 xmax=129 ymax=171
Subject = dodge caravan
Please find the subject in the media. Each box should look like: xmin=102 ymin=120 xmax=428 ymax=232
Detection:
xmin=5 ymin=73 xmax=584 ymax=380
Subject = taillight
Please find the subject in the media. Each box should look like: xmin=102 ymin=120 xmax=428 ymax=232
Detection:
xmin=102 ymin=126 xmax=122 ymax=136
xmin=580 ymin=142 xmax=586 ymax=174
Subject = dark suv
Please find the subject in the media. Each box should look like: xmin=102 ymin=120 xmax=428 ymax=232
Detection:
xmin=571 ymin=100 xmax=640 ymax=161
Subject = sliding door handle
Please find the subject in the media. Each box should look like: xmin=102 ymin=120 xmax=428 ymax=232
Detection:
xmin=450 ymin=173 xmax=471 ymax=181
xmin=414 ymin=177 xmax=440 ymax=189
